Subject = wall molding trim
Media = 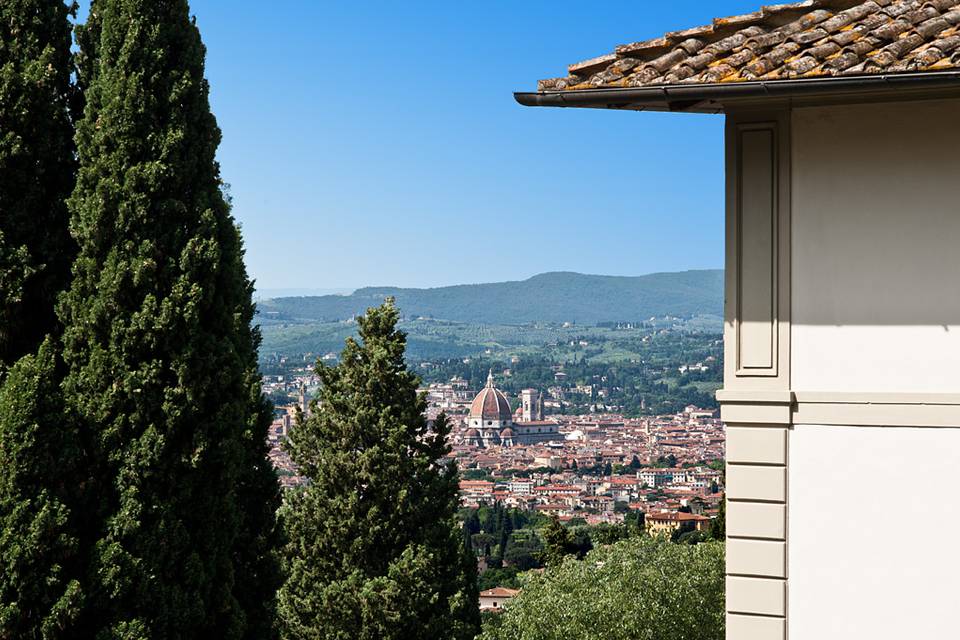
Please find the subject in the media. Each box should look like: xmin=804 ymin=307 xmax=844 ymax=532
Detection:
xmin=724 ymin=109 xmax=792 ymax=393
xmin=717 ymin=389 xmax=793 ymax=403
xmin=723 ymin=106 xmax=792 ymax=639
xmin=718 ymin=390 xmax=960 ymax=428
xmin=792 ymin=392 xmax=960 ymax=428
xmin=792 ymin=391 xmax=960 ymax=405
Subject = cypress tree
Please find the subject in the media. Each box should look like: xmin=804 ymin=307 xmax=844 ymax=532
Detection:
xmin=459 ymin=516 xmax=479 ymax=616
xmin=539 ymin=517 xmax=578 ymax=567
xmin=278 ymin=300 xmax=480 ymax=640
xmin=709 ymin=498 xmax=725 ymax=541
xmin=61 ymin=0 xmax=279 ymax=636
xmin=496 ymin=509 xmax=513 ymax=562
xmin=0 ymin=4 xmax=85 ymax=637
xmin=0 ymin=340 xmax=88 ymax=638
xmin=0 ymin=0 xmax=76 ymax=367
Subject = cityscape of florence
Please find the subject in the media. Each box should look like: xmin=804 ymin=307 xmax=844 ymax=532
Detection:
xmin=3 ymin=0 xmax=960 ymax=639
xmin=262 ymin=319 xmax=727 ymax=612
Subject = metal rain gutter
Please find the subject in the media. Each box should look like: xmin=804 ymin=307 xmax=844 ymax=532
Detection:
xmin=513 ymin=70 xmax=960 ymax=112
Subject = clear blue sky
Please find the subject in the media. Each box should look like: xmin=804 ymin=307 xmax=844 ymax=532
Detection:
xmin=78 ymin=1 xmax=762 ymax=291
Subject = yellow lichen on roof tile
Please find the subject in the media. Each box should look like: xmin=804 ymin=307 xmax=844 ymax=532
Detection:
xmin=929 ymin=57 xmax=955 ymax=68
xmin=720 ymin=72 xmax=747 ymax=82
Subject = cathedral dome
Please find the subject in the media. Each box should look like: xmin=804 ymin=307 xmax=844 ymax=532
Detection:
xmin=499 ymin=427 xmax=515 ymax=438
xmin=465 ymin=428 xmax=481 ymax=438
xmin=469 ymin=371 xmax=512 ymax=421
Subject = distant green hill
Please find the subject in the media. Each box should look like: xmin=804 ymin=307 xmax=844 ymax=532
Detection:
xmin=257 ymin=270 xmax=723 ymax=325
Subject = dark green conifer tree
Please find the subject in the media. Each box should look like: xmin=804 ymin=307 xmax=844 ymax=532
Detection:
xmin=709 ymin=498 xmax=726 ymax=541
xmin=0 ymin=0 xmax=76 ymax=367
xmin=463 ymin=509 xmax=481 ymax=537
xmin=0 ymin=4 xmax=86 ymax=638
xmin=538 ymin=517 xmax=577 ymax=567
xmin=278 ymin=300 xmax=480 ymax=640
xmin=460 ymin=523 xmax=479 ymax=614
xmin=0 ymin=341 xmax=87 ymax=638
xmin=60 ymin=0 xmax=279 ymax=636
xmin=497 ymin=510 xmax=513 ymax=561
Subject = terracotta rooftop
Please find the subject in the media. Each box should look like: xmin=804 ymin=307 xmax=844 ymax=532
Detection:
xmin=469 ymin=371 xmax=513 ymax=421
xmin=535 ymin=0 xmax=960 ymax=92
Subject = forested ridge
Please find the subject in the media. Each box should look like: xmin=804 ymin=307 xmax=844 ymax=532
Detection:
xmin=258 ymin=270 xmax=723 ymax=325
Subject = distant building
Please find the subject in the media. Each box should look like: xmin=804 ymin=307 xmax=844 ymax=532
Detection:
xmin=509 ymin=478 xmax=534 ymax=495
xmin=464 ymin=371 xmax=514 ymax=448
xmin=510 ymin=420 xmax=560 ymax=445
xmin=298 ymin=381 xmax=310 ymax=418
xmin=479 ymin=587 xmax=520 ymax=612
xmin=464 ymin=372 xmax=560 ymax=448
xmin=645 ymin=511 xmax=711 ymax=536
xmin=520 ymin=388 xmax=544 ymax=421
xmin=532 ymin=455 xmax=562 ymax=470
xmin=639 ymin=469 xmax=676 ymax=488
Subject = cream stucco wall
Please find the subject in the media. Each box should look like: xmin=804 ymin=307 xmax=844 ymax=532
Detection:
xmin=789 ymin=424 xmax=960 ymax=637
xmin=791 ymin=99 xmax=960 ymax=393
xmin=787 ymin=99 xmax=960 ymax=638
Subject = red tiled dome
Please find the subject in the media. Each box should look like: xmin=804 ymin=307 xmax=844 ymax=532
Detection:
xmin=469 ymin=371 xmax=512 ymax=421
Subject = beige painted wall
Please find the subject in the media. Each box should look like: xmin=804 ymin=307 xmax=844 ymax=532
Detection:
xmin=789 ymin=99 xmax=960 ymax=638
xmin=791 ymin=99 xmax=960 ymax=393
xmin=789 ymin=424 xmax=960 ymax=637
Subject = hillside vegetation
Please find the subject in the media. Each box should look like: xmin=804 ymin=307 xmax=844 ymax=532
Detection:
xmin=257 ymin=270 xmax=723 ymax=325
xmin=258 ymin=271 xmax=725 ymax=415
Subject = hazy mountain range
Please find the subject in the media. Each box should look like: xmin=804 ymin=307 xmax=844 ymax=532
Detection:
xmin=257 ymin=270 xmax=723 ymax=325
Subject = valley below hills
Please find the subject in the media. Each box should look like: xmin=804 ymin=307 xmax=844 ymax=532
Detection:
xmin=257 ymin=270 xmax=724 ymax=415
xmin=256 ymin=270 xmax=723 ymax=326
xmin=257 ymin=270 xmax=723 ymax=363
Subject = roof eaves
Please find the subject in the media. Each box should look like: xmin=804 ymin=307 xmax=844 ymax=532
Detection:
xmin=513 ymin=70 xmax=960 ymax=113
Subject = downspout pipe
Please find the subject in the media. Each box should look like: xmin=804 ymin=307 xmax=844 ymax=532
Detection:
xmin=514 ymin=71 xmax=960 ymax=112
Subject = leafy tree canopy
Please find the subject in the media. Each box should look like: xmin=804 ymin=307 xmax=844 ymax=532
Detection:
xmin=482 ymin=536 xmax=724 ymax=640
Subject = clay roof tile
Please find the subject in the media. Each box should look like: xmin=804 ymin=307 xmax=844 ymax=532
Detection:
xmin=530 ymin=0 xmax=960 ymax=93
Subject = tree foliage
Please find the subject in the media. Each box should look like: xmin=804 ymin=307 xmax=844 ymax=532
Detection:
xmin=589 ymin=518 xmax=645 ymax=547
xmin=478 ymin=568 xmax=520 ymax=592
xmin=709 ymin=498 xmax=726 ymax=541
xmin=261 ymin=320 xmax=724 ymax=416
xmin=0 ymin=0 xmax=77 ymax=367
xmin=278 ymin=300 xmax=480 ymax=640
xmin=0 ymin=4 xmax=82 ymax=637
xmin=57 ymin=0 xmax=280 ymax=636
xmin=0 ymin=341 xmax=87 ymax=638
xmin=540 ymin=516 xmax=582 ymax=567
xmin=482 ymin=536 xmax=725 ymax=640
